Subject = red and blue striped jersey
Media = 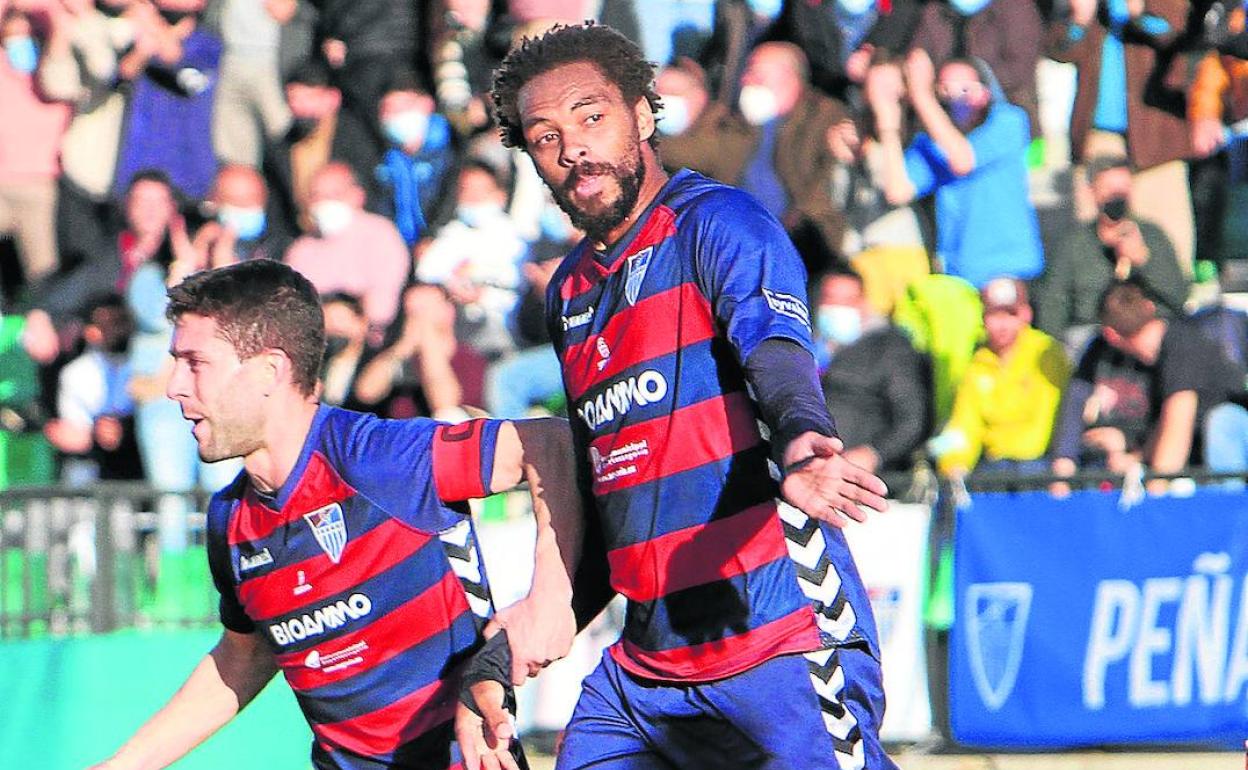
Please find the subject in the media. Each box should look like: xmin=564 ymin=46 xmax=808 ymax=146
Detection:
xmin=206 ymin=406 xmax=504 ymax=769
xmin=546 ymin=170 xmax=880 ymax=682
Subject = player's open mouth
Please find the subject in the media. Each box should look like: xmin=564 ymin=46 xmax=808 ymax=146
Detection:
xmin=573 ymin=174 xmax=605 ymax=198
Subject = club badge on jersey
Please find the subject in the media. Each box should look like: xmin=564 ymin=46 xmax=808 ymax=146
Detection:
xmin=304 ymin=502 xmax=349 ymax=563
xmin=624 ymin=246 xmax=654 ymax=305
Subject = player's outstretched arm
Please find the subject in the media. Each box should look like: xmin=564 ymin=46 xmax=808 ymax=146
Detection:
xmin=781 ymin=432 xmax=890 ymax=528
xmin=88 ymin=629 xmax=278 ymax=770
xmin=487 ymin=417 xmax=581 ymax=683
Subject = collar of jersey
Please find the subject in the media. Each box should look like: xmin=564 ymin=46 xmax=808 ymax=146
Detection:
xmin=250 ymin=403 xmax=332 ymax=512
xmin=583 ymin=168 xmax=692 ymax=278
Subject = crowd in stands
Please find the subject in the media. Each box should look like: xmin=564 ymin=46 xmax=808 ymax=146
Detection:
xmin=3 ymin=0 xmax=1248 ymax=495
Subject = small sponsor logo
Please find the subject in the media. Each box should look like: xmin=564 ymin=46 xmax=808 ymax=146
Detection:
xmin=304 ymin=640 xmax=369 ymax=673
xmin=624 ymin=247 xmax=653 ymax=305
xmin=762 ymin=288 xmax=811 ymax=329
xmin=577 ymin=371 xmax=668 ymax=430
xmin=293 ymin=569 xmax=312 ymax=596
xmin=269 ymin=592 xmax=372 ymax=646
xmin=303 ymin=503 xmax=348 ymax=564
xmin=239 ymin=548 xmax=273 ymax=572
xmin=589 ymin=440 xmax=650 ymax=485
xmin=561 ymin=305 xmax=595 ymax=331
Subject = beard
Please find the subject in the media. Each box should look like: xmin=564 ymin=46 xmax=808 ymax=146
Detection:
xmin=549 ymin=141 xmax=645 ymax=244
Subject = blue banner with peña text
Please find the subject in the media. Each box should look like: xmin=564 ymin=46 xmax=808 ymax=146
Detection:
xmin=950 ymin=487 xmax=1248 ymax=748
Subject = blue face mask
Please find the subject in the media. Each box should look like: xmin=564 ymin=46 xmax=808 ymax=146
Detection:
xmin=944 ymin=96 xmax=979 ymax=128
xmin=5 ymin=36 xmax=38 ymax=75
xmin=456 ymin=203 xmax=503 ymax=229
xmin=218 ymin=206 xmax=267 ymax=241
xmin=817 ymin=305 xmax=862 ymax=347
xmin=949 ymin=0 xmax=992 ymax=14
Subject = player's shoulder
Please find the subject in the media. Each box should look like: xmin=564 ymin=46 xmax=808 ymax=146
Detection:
xmin=205 ymin=470 xmax=249 ymax=538
xmin=668 ymin=170 xmax=765 ymax=220
xmin=321 ymin=406 xmax=439 ymax=464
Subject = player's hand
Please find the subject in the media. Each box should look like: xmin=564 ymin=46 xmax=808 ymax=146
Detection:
xmin=781 ymin=432 xmax=889 ymax=527
xmin=455 ymin=684 xmax=520 ymax=770
xmin=490 ymin=595 xmax=575 ymax=684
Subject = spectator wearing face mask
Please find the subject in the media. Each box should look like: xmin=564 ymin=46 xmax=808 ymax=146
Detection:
xmin=415 ymin=159 xmax=526 ymax=359
xmin=909 ymin=0 xmax=1043 ymax=138
xmin=265 ymin=60 xmax=342 ymax=235
xmin=872 ymin=50 xmax=1043 ymax=288
xmin=320 ymin=291 xmax=384 ymax=413
xmin=1 ymin=7 xmax=72 ymax=292
xmin=929 ymin=277 xmax=1070 ymax=479
xmin=654 ymin=58 xmax=711 ymax=139
xmin=814 ymin=268 xmax=931 ymax=473
xmin=376 ymin=72 xmax=458 ymax=247
xmin=662 ymin=41 xmax=848 ymax=273
xmin=1034 ymin=154 xmax=1188 ymax=357
xmin=192 ymin=164 xmax=292 ymax=267
xmin=284 ymin=162 xmax=409 ymax=331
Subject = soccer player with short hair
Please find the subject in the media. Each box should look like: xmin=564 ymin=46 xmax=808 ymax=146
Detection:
xmin=90 ymin=260 xmax=580 ymax=770
xmin=462 ymin=22 xmax=898 ymax=770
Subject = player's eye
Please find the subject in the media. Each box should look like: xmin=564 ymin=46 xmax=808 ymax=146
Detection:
xmin=535 ymin=131 xmax=558 ymax=146
xmin=586 ymin=113 xmax=603 ymax=124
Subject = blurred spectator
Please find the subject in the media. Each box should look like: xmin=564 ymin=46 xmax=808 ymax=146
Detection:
xmin=353 ymin=284 xmax=472 ymax=420
xmin=909 ymin=0 xmax=1043 ymax=138
xmin=207 ymin=0 xmax=299 ymax=167
xmin=1035 ymin=155 xmax=1188 ymax=354
xmin=0 ymin=311 xmax=55 ymax=488
xmin=1046 ymin=0 xmax=1195 ymax=272
xmin=630 ymin=0 xmax=716 ymax=68
xmin=1052 ymin=281 xmax=1247 ymax=486
xmin=111 ymin=0 xmax=222 ymax=201
xmin=893 ymin=273 xmax=984 ymax=426
xmin=765 ymin=0 xmax=922 ymax=100
xmin=827 ymin=56 xmax=927 ymax=315
xmin=44 ymin=293 xmax=143 ymax=485
xmin=32 ymin=170 xmax=196 ymax=325
xmin=284 ymin=162 xmax=408 ymax=331
xmin=662 ymin=41 xmax=847 ymax=273
xmin=315 ymin=0 xmax=422 ymax=209
xmin=872 ymin=50 xmax=1043 ymax=288
xmin=320 ymin=291 xmax=382 ymax=412
xmin=415 ymin=159 xmax=525 ymax=359
xmin=192 ymin=164 xmax=292 ymax=266
xmin=484 ymin=244 xmax=566 ymax=419
xmin=654 ymin=58 xmax=711 ymax=138
xmin=930 ymin=277 xmax=1069 ymax=477
xmin=814 ymin=269 xmax=930 ymax=473
xmin=267 ymin=60 xmax=342 ymax=234
xmin=1 ymin=5 xmax=71 ymax=292
xmin=433 ymin=0 xmax=506 ymax=139
xmin=698 ymin=0 xmax=783 ymax=104
xmin=37 ymin=0 xmax=130 ymax=273
xmin=376 ymin=73 xmax=457 ymax=246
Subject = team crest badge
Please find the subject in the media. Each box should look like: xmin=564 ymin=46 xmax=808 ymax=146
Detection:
xmin=965 ymin=582 xmax=1032 ymax=711
xmin=304 ymin=503 xmax=348 ymax=564
xmin=624 ymin=247 xmax=653 ymax=305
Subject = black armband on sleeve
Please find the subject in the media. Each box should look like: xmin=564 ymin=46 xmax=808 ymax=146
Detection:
xmin=744 ymin=338 xmax=838 ymax=456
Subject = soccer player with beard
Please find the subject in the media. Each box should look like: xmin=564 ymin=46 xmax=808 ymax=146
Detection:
xmin=458 ymin=22 xmax=899 ymax=770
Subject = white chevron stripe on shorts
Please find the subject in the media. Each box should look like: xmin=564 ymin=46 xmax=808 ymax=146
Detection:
xmin=803 ymin=647 xmax=865 ymax=770
xmin=779 ymin=502 xmax=856 ymax=643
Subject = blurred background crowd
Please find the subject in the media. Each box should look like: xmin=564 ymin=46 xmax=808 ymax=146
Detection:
xmin=4 ymin=0 xmax=1248 ymax=498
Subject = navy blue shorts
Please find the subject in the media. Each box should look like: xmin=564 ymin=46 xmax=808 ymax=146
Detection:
xmin=556 ymin=645 xmax=898 ymax=770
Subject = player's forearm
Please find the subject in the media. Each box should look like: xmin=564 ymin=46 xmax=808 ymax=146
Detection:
xmin=517 ymin=418 xmax=581 ymax=597
xmin=99 ymin=632 xmax=277 ymax=769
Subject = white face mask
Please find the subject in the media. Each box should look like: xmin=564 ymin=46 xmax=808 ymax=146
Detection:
xmin=738 ymin=84 xmax=780 ymax=126
xmin=383 ymin=109 xmax=429 ymax=148
xmin=838 ymin=0 xmax=875 ymax=15
xmin=310 ymin=200 xmax=354 ymax=236
xmin=658 ymin=95 xmax=691 ymax=135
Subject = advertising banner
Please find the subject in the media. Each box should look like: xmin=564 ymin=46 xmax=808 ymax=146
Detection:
xmin=950 ymin=488 xmax=1248 ymax=747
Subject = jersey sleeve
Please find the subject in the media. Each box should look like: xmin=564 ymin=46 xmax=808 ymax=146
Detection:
xmin=691 ymin=189 xmax=817 ymax=363
xmin=431 ymin=418 xmax=504 ymax=502
xmin=205 ymin=493 xmax=255 ymax=634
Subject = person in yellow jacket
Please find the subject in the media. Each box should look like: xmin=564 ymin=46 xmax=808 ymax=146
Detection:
xmin=930 ymin=277 xmax=1071 ymax=476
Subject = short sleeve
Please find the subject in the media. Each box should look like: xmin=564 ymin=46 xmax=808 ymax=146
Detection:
xmin=1159 ymin=325 xmax=1221 ymax=399
xmin=431 ymin=418 xmax=503 ymax=502
xmin=691 ymin=189 xmax=817 ymax=362
xmin=205 ymin=494 xmax=255 ymax=634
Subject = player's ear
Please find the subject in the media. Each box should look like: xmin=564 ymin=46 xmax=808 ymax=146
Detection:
xmin=260 ymin=349 xmax=289 ymax=395
xmin=635 ymin=96 xmax=655 ymax=143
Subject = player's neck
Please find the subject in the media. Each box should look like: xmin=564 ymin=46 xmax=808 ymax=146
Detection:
xmin=244 ymin=398 xmax=321 ymax=495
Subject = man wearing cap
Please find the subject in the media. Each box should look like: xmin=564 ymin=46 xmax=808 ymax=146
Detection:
xmin=930 ymin=276 xmax=1070 ymax=478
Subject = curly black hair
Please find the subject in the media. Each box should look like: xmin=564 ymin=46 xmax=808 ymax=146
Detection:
xmin=490 ymin=22 xmax=661 ymax=150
